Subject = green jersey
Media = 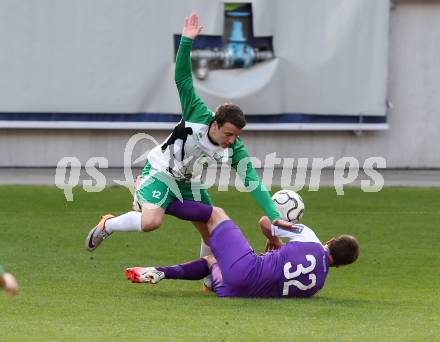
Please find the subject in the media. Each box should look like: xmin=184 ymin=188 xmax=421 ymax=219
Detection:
xmin=147 ymin=36 xmax=280 ymax=221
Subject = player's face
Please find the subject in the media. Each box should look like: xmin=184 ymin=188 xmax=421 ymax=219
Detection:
xmin=212 ymin=122 xmax=242 ymax=148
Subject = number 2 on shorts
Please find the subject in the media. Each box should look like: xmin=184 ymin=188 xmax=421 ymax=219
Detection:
xmin=152 ymin=190 xmax=161 ymax=199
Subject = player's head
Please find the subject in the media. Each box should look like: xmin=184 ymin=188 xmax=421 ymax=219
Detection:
xmin=326 ymin=234 xmax=359 ymax=267
xmin=210 ymin=103 xmax=246 ymax=148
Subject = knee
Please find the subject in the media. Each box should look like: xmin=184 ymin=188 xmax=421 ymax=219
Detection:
xmin=207 ymin=207 xmax=229 ymax=233
xmin=212 ymin=207 xmax=226 ymax=217
xmin=141 ymin=216 xmax=162 ymax=232
xmin=140 ymin=205 xmax=165 ymax=232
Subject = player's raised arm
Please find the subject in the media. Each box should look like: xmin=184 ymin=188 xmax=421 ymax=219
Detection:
xmin=175 ymin=13 xmax=211 ymax=124
xmin=182 ymin=12 xmax=203 ymax=40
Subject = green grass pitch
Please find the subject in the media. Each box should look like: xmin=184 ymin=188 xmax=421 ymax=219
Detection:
xmin=0 ymin=185 xmax=439 ymax=341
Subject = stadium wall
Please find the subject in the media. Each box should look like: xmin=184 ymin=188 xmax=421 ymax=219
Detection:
xmin=0 ymin=1 xmax=439 ymax=168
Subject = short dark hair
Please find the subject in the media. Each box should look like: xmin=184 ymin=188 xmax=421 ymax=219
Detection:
xmin=329 ymin=234 xmax=359 ymax=266
xmin=214 ymin=103 xmax=246 ymax=129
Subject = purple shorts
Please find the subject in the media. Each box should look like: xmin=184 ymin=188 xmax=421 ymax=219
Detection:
xmin=208 ymin=220 xmax=259 ymax=297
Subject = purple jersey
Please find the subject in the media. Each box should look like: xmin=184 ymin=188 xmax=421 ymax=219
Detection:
xmin=208 ymin=220 xmax=330 ymax=298
xmin=269 ymin=241 xmax=329 ymax=297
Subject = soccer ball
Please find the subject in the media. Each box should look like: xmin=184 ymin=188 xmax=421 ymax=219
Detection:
xmin=272 ymin=190 xmax=305 ymax=223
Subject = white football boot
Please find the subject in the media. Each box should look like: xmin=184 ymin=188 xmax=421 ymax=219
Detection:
xmin=125 ymin=267 xmax=165 ymax=284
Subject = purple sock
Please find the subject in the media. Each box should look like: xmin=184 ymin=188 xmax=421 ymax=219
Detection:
xmin=165 ymin=200 xmax=213 ymax=222
xmin=157 ymin=258 xmax=210 ymax=280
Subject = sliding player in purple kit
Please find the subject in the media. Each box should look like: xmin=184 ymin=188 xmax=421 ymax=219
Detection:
xmin=125 ymin=206 xmax=359 ymax=298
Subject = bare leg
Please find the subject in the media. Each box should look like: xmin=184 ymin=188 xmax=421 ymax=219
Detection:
xmin=192 ymin=221 xmax=210 ymax=244
xmin=206 ymin=207 xmax=231 ymax=234
xmin=140 ymin=203 xmax=165 ymax=232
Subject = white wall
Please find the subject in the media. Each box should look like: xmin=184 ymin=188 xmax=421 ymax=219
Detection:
xmin=0 ymin=0 xmax=388 ymax=116
xmin=0 ymin=1 xmax=439 ymax=168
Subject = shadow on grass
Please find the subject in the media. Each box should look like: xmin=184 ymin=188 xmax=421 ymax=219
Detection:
xmin=129 ymin=287 xmax=390 ymax=307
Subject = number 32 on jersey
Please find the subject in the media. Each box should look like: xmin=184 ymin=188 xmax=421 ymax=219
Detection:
xmin=282 ymin=255 xmax=317 ymax=295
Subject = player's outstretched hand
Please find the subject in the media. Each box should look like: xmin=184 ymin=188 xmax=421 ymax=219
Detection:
xmin=182 ymin=12 xmax=203 ymax=40
xmin=259 ymin=216 xmax=284 ymax=252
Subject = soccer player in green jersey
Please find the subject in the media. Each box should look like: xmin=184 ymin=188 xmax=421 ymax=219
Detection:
xmin=86 ymin=13 xmax=288 ymax=286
